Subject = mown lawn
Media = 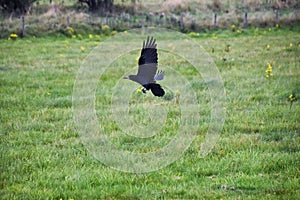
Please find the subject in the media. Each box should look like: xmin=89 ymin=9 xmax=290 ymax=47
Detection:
xmin=0 ymin=27 xmax=299 ymax=199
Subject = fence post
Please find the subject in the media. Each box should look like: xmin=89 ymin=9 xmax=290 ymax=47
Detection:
xmin=274 ymin=9 xmax=279 ymax=25
xmin=180 ymin=13 xmax=184 ymax=31
xmin=159 ymin=12 xmax=164 ymax=26
xmin=244 ymin=12 xmax=248 ymax=28
xmin=141 ymin=13 xmax=145 ymax=30
xmin=21 ymin=14 xmax=25 ymax=38
xmin=214 ymin=12 xmax=217 ymax=29
xmin=67 ymin=16 xmax=70 ymax=27
xmin=105 ymin=13 xmax=109 ymax=25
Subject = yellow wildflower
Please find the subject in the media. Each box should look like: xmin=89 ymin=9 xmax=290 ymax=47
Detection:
xmin=72 ymin=35 xmax=76 ymax=39
xmin=289 ymin=43 xmax=293 ymax=48
xmin=289 ymin=93 xmax=296 ymax=109
xmin=289 ymin=94 xmax=296 ymax=102
xmin=230 ymin=24 xmax=236 ymax=31
xmin=266 ymin=63 xmax=272 ymax=73
xmin=275 ymin=24 xmax=279 ymax=28
xmin=9 ymin=33 xmax=18 ymax=40
xmin=67 ymin=27 xmax=74 ymax=33
xmin=80 ymin=46 xmax=86 ymax=52
xmin=265 ymin=63 xmax=273 ymax=78
xmin=102 ymin=24 xmax=110 ymax=30
xmin=136 ymin=88 xmax=142 ymax=93
xmin=266 ymin=44 xmax=270 ymax=50
xmin=89 ymin=34 xmax=93 ymax=39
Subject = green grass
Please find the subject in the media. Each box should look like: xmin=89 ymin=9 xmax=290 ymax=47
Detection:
xmin=0 ymin=27 xmax=299 ymax=199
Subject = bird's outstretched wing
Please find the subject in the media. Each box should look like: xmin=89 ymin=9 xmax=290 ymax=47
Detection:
xmin=138 ymin=36 xmax=158 ymax=65
xmin=136 ymin=36 xmax=158 ymax=85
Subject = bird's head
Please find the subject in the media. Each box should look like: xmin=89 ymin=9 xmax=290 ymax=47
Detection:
xmin=123 ymin=75 xmax=136 ymax=80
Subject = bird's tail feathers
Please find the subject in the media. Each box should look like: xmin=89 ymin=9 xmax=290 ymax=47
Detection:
xmin=149 ymin=83 xmax=165 ymax=97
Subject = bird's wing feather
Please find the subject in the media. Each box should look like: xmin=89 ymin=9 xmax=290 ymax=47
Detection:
xmin=137 ymin=36 xmax=158 ymax=84
xmin=154 ymin=70 xmax=164 ymax=81
xmin=138 ymin=36 xmax=158 ymax=65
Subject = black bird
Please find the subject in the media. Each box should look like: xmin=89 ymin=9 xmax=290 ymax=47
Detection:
xmin=124 ymin=36 xmax=165 ymax=97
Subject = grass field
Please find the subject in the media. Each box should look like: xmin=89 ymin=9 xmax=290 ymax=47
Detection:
xmin=0 ymin=26 xmax=299 ymax=199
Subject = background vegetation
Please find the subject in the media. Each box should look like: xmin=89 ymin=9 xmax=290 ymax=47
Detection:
xmin=0 ymin=0 xmax=299 ymax=38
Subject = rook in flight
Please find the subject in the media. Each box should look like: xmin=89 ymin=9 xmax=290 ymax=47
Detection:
xmin=124 ymin=36 xmax=165 ymax=97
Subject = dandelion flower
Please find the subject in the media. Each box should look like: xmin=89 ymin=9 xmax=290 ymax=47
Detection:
xmin=289 ymin=43 xmax=293 ymax=48
xmin=230 ymin=24 xmax=236 ymax=31
xmin=266 ymin=44 xmax=270 ymax=50
xmin=289 ymin=93 xmax=296 ymax=109
xmin=9 ymin=33 xmax=18 ymax=40
xmin=67 ymin=27 xmax=74 ymax=33
xmin=289 ymin=94 xmax=296 ymax=102
xmin=89 ymin=34 xmax=93 ymax=39
xmin=212 ymin=34 xmax=218 ymax=39
xmin=266 ymin=63 xmax=272 ymax=73
xmin=102 ymin=24 xmax=110 ymax=30
xmin=136 ymin=88 xmax=142 ymax=93
xmin=80 ymin=46 xmax=86 ymax=52
xmin=189 ymin=32 xmax=196 ymax=36
xmin=265 ymin=63 xmax=273 ymax=78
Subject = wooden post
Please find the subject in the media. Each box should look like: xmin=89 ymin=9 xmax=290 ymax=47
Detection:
xmin=180 ymin=13 xmax=184 ymax=31
xmin=21 ymin=14 xmax=25 ymax=38
xmin=141 ymin=13 xmax=145 ymax=30
xmin=67 ymin=16 xmax=70 ymax=27
xmin=274 ymin=9 xmax=279 ymax=25
xmin=214 ymin=13 xmax=217 ymax=29
xmin=105 ymin=13 xmax=109 ymax=25
xmin=244 ymin=12 xmax=248 ymax=28
xmin=159 ymin=12 xmax=164 ymax=26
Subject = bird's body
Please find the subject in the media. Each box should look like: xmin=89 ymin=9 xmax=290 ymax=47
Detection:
xmin=124 ymin=36 xmax=165 ymax=97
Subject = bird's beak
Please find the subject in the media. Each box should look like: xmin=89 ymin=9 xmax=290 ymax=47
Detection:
xmin=123 ymin=76 xmax=129 ymax=79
